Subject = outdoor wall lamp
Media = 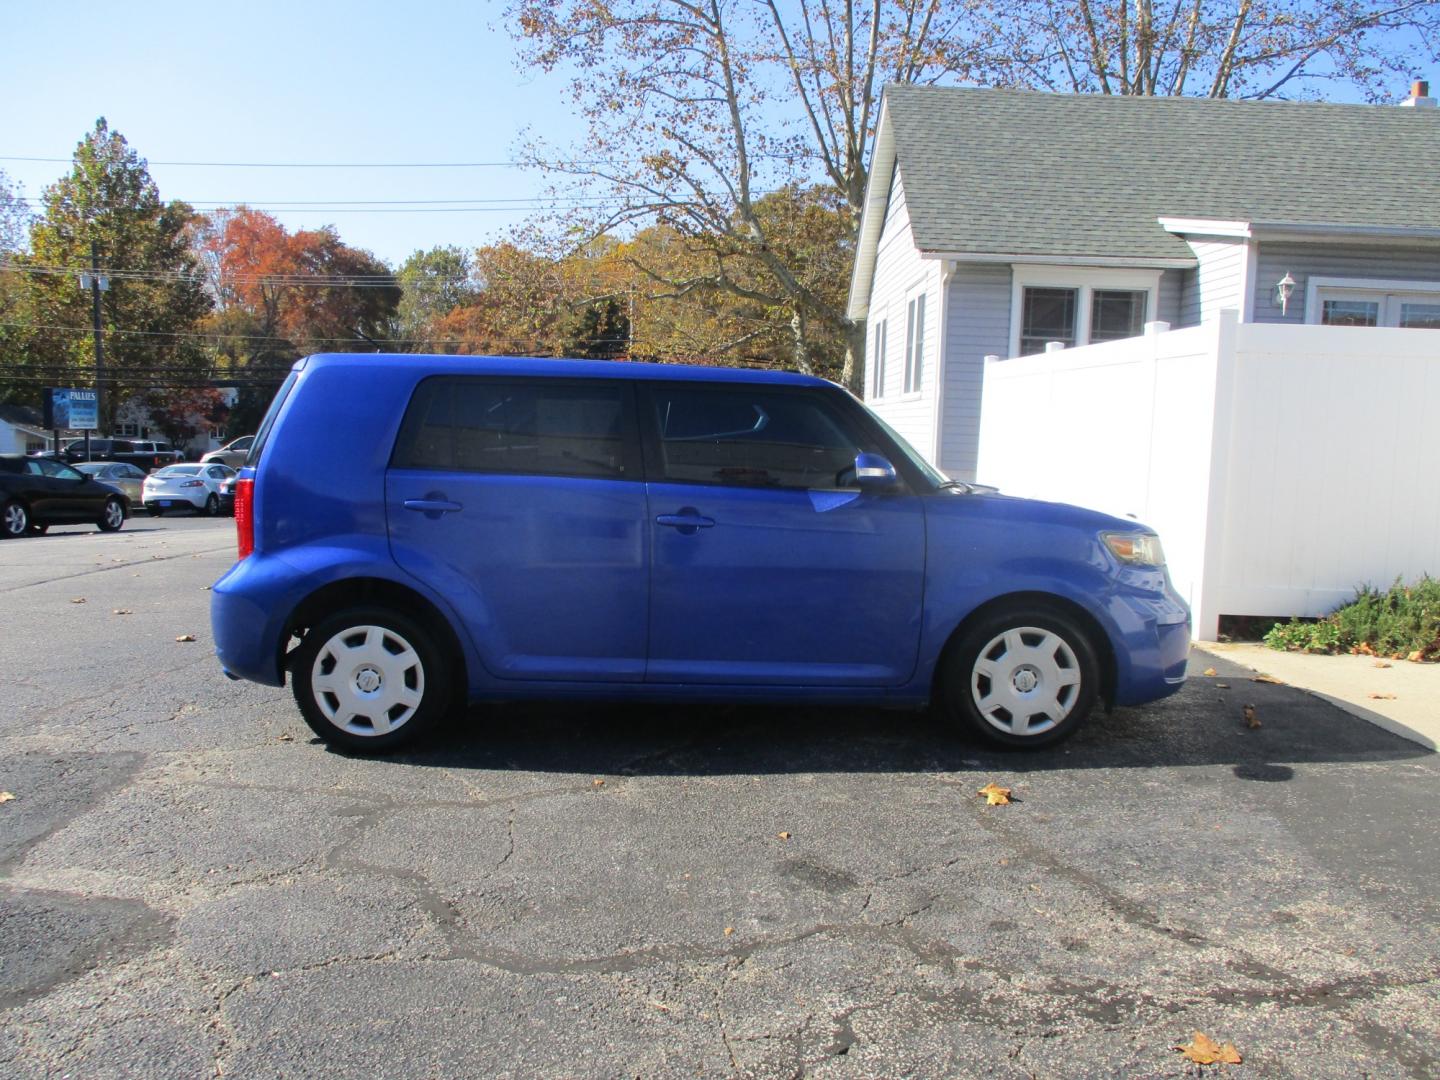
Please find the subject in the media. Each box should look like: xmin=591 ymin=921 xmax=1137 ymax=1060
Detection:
xmin=1275 ymin=271 xmax=1296 ymax=315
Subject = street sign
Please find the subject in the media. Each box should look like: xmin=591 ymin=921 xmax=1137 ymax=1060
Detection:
xmin=42 ymin=388 xmax=99 ymax=430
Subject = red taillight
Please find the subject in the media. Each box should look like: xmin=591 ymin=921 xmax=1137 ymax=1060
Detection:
xmin=235 ymin=477 xmax=255 ymax=560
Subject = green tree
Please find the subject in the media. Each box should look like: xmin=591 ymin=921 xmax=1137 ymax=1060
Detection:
xmin=21 ymin=119 xmax=212 ymax=426
xmin=395 ymin=245 xmax=477 ymax=348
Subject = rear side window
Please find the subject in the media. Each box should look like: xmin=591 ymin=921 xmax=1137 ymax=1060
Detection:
xmin=246 ymin=372 xmax=300 ymax=468
xmin=393 ymin=378 xmax=636 ymax=480
xmin=646 ymin=385 xmax=868 ymax=490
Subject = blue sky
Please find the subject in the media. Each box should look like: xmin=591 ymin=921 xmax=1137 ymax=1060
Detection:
xmin=1 ymin=0 xmax=586 ymax=266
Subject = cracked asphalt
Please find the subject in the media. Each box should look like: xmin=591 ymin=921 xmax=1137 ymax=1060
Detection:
xmin=1 ymin=517 xmax=1437 ymax=1078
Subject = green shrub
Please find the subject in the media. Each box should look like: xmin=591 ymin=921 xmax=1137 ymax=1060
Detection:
xmin=1262 ymin=575 xmax=1440 ymax=660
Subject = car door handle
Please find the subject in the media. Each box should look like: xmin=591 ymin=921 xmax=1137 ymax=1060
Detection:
xmin=403 ymin=498 xmax=463 ymax=517
xmin=656 ymin=508 xmax=715 ymax=535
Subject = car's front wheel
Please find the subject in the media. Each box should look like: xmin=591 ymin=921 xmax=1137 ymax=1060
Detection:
xmin=291 ymin=607 xmax=451 ymax=753
xmin=941 ymin=606 xmax=1100 ymax=749
xmin=1 ymin=500 xmax=29 ymax=539
xmin=98 ymin=497 xmax=126 ymax=532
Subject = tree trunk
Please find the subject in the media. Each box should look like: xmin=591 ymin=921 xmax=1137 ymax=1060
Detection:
xmin=840 ymin=317 xmax=866 ymax=394
xmin=789 ymin=308 xmax=814 ymax=376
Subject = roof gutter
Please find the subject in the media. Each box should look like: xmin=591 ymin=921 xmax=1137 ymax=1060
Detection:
xmin=1161 ymin=217 xmax=1440 ymax=246
xmin=924 ymin=250 xmax=1197 ymax=270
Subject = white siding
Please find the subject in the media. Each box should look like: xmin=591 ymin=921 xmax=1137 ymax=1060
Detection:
xmin=937 ymin=264 xmax=1010 ymax=481
xmin=864 ymin=168 xmax=942 ymax=463
xmin=1179 ymin=238 xmax=1249 ymax=326
xmin=1252 ymin=242 xmax=1440 ymax=324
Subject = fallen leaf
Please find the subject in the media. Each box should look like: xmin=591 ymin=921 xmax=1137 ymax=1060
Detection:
xmin=70 ymin=597 xmax=87 ymax=604
xmin=1407 ymin=650 xmax=1424 ymax=663
xmin=1251 ymin=674 xmax=1284 ymax=685
xmin=1216 ymin=683 xmax=1231 ymax=689
xmin=592 ymin=778 xmax=605 ymax=787
xmin=1243 ymin=704 xmax=1260 ymax=729
xmin=978 ymin=782 xmax=1012 ymax=806
xmin=1374 ymin=661 xmax=1392 ymax=668
xmin=723 ymin=926 xmax=734 ymax=937
xmin=1202 ymin=667 xmax=1217 ymax=677
xmin=1174 ymin=1031 xmax=1242 ymax=1065
xmin=175 ymin=634 xmax=196 ymax=642
xmin=1368 ymin=693 xmax=1397 ymax=700
xmin=777 ymin=831 xmax=791 ymax=840
xmin=0 ymin=791 xmax=15 ymax=804
xmin=112 ymin=609 xmax=133 ymax=616
xmin=649 ymin=1000 xmax=671 ymax=1012
xmin=277 ymin=732 xmax=294 ymax=742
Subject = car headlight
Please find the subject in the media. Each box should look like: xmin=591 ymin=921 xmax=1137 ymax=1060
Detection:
xmin=1102 ymin=531 xmax=1166 ymax=567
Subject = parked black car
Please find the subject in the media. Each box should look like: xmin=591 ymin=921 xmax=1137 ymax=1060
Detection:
xmin=0 ymin=454 xmax=130 ymax=537
xmin=59 ymin=437 xmax=185 ymax=472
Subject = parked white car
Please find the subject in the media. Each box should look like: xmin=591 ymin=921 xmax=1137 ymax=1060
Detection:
xmin=142 ymin=463 xmax=235 ymax=516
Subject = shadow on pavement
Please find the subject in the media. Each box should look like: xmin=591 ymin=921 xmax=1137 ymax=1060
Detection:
xmin=376 ymin=653 xmax=1433 ymax=777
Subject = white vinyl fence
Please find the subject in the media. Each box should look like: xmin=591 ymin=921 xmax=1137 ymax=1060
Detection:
xmin=976 ymin=311 xmax=1440 ymax=639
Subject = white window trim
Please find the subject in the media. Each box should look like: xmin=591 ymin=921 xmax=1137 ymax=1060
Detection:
xmin=902 ymin=284 xmax=927 ymax=399
xmin=1008 ymin=266 xmax=1162 ymax=358
xmin=1304 ymin=276 xmax=1440 ymax=326
xmin=870 ymin=316 xmax=888 ymax=400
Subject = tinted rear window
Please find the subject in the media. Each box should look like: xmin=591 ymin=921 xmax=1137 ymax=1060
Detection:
xmin=392 ymin=377 xmax=635 ymax=480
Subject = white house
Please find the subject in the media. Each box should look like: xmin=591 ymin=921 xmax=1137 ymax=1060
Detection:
xmin=848 ymin=84 xmax=1440 ymax=637
xmin=0 ymin=405 xmax=48 ymax=454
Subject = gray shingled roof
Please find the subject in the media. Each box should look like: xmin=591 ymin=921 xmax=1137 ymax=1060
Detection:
xmin=887 ymin=86 xmax=1440 ymax=261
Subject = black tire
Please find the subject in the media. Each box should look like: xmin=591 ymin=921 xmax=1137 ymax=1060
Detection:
xmin=203 ymin=493 xmax=220 ymax=517
xmin=941 ymin=606 xmax=1100 ymax=749
xmin=27 ymin=523 xmax=49 ymax=536
xmin=1 ymin=500 xmax=28 ymax=539
xmin=290 ymin=606 xmax=451 ymax=754
xmin=98 ymin=497 xmax=126 ymax=533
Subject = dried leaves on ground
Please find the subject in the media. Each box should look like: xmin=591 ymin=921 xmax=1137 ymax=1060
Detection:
xmin=1174 ymin=1031 xmax=1242 ymax=1065
xmin=977 ymin=783 xmax=1012 ymax=806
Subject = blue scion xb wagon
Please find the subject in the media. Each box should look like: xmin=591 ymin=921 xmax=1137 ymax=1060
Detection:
xmin=211 ymin=354 xmax=1190 ymax=753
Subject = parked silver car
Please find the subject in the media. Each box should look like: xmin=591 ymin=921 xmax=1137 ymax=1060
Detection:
xmin=75 ymin=461 xmax=148 ymax=504
xmin=200 ymin=435 xmax=255 ymax=469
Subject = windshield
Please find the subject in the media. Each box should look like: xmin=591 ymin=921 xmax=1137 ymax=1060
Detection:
xmin=155 ymin=465 xmax=202 ymax=477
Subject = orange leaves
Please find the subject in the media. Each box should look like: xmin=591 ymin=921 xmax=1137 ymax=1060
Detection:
xmin=1174 ymin=1031 xmax=1242 ymax=1065
xmin=977 ymin=783 xmax=1012 ymax=806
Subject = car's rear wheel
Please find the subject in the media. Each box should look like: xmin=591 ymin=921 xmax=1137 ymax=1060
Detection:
xmin=98 ymin=497 xmax=125 ymax=532
xmin=291 ymin=607 xmax=450 ymax=753
xmin=203 ymin=493 xmax=220 ymax=517
xmin=1 ymin=500 xmax=28 ymax=539
xmin=941 ymin=606 xmax=1100 ymax=749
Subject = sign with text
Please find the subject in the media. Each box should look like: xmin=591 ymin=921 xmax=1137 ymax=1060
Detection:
xmin=42 ymin=388 xmax=99 ymax=430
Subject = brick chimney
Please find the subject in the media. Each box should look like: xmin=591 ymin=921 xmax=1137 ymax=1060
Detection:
xmin=1401 ymin=79 xmax=1435 ymax=107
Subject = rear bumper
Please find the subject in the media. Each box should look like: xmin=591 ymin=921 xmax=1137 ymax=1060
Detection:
xmin=211 ymin=555 xmax=296 ymax=686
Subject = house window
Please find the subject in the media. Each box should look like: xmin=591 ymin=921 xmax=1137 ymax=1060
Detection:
xmin=113 ymin=422 xmax=140 ymax=436
xmin=871 ymin=318 xmax=887 ymax=400
xmin=1021 ymin=288 xmax=1077 ymax=354
xmin=1309 ymin=279 xmax=1440 ymax=329
xmin=903 ymin=292 xmax=926 ymax=394
xmin=1011 ymin=267 xmax=1159 ymax=357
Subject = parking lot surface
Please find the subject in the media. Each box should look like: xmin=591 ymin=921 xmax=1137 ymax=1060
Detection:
xmin=1 ymin=519 xmax=1437 ymax=1078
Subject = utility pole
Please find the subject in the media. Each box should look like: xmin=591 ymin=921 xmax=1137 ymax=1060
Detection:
xmin=78 ymin=241 xmax=109 ymax=457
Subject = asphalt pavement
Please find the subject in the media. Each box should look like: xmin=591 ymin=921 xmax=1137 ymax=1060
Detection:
xmin=0 ymin=517 xmax=1437 ymax=1078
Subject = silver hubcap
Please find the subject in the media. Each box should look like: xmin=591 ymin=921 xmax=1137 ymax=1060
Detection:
xmin=105 ymin=501 xmax=124 ymax=527
xmin=4 ymin=504 xmax=25 ymax=534
xmin=971 ymin=626 xmax=1081 ymax=737
xmin=310 ymin=625 xmax=425 ymax=736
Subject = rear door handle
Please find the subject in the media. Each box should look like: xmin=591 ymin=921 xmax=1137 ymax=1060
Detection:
xmin=403 ymin=498 xmax=463 ymax=519
xmin=656 ymin=508 xmax=715 ymax=535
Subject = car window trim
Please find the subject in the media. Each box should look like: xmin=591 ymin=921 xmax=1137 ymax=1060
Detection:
xmin=388 ymin=374 xmax=645 ymax=483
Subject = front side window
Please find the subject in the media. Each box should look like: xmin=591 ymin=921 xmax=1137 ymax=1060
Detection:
xmin=649 ymin=386 xmax=867 ymax=491
xmin=903 ymin=293 xmax=926 ymax=394
xmin=394 ymin=378 xmax=632 ymax=480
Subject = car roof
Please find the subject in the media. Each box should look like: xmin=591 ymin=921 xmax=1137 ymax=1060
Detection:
xmin=298 ymin=353 xmax=833 ymax=388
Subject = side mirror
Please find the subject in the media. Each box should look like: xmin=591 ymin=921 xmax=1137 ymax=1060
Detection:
xmin=853 ymin=452 xmax=899 ymax=491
